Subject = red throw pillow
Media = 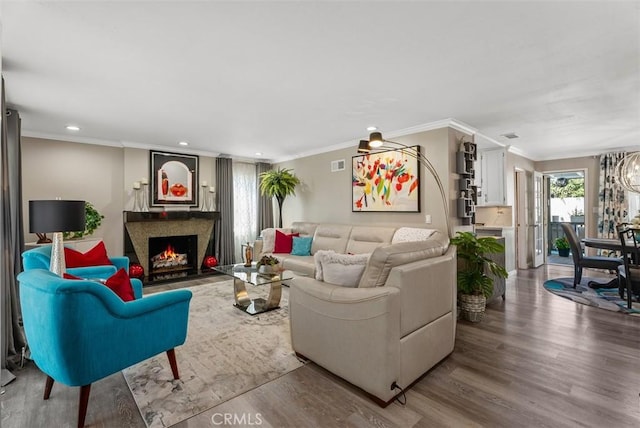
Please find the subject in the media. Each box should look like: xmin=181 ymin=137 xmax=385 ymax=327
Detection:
xmin=104 ymin=268 xmax=136 ymax=302
xmin=273 ymin=230 xmax=299 ymax=253
xmin=64 ymin=241 xmax=113 ymax=268
xmin=61 ymin=268 xmax=135 ymax=302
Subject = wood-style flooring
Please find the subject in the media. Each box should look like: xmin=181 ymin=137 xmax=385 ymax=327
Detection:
xmin=2 ymin=265 xmax=639 ymax=427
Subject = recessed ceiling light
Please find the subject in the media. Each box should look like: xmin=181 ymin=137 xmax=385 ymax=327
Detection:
xmin=366 ymin=126 xmax=378 ymax=131
xmin=66 ymin=125 xmax=80 ymax=131
xmin=501 ymin=132 xmax=519 ymax=139
xmin=178 ymin=141 xmax=188 ymax=146
xmin=255 ymin=152 xmax=263 ymax=156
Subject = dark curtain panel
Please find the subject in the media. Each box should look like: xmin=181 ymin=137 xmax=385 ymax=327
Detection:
xmin=215 ymin=157 xmax=235 ymax=265
xmin=1 ymin=78 xmax=26 ymax=386
xmin=256 ymin=162 xmax=274 ymax=231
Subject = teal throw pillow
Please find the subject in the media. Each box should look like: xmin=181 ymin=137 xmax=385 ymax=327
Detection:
xmin=291 ymin=236 xmax=313 ymax=256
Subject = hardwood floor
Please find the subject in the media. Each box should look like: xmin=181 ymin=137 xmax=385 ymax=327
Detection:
xmin=2 ymin=265 xmax=639 ymax=427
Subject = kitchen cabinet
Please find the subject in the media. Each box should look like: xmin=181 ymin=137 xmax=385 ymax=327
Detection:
xmin=479 ymin=148 xmax=506 ymax=206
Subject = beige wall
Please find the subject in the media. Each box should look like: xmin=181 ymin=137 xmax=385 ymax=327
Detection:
xmin=275 ymin=127 xmax=471 ymax=234
xmin=22 ymin=138 xmax=217 ymax=256
xmin=534 ymin=156 xmax=600 ymax=239
xmin=22 ymin=137 xmax=125 ymax=255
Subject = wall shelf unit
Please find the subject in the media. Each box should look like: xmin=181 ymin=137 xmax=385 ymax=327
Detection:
xmin=456 ymin=141 xmax=477 ymax=225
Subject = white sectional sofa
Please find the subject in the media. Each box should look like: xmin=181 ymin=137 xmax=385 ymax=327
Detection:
xmin=254 ymin=221 xmax=457 ymax=406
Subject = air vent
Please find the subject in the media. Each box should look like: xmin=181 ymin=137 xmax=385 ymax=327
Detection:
xmin=501 ymin=132 xmax=519 ymax=139
xmin=331 ymin=159 xmax=345 ymax=172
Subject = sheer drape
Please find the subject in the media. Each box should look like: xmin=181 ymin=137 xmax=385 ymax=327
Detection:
xmin=1 ymin=77 xmax=26 ymax=386
xmin=233 ymin=162 xmax=257 ymax=263
xmin=215 ymin=158 xmax=235 ymax=265
xmin=598 ymin=152 xmax=627 ymax=239
xmin=256 ymin=162 xmax=274 ymax=232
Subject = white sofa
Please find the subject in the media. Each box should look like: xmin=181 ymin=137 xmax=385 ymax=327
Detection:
xmin=255 ymin=222 xmax=457 ymax=406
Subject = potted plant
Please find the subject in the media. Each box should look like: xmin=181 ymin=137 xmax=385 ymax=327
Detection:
xmin=63 ymin=202 xmax=104 ymax=239
xmin=555 ymin=236 xmax=571 ymax=257
xmin=256 ymin=255 xmax=281 ymax=274
xmin=259 ymin=168 xmax=301 ymax=228
xmin=450 ymin=231 xmax=508 ymax=322
xmin=570 ymin=208 xmax=585 ymax=223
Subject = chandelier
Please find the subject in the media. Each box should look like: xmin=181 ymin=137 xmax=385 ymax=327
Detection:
xmin=616 ymin=152 xmax=640 ymax=193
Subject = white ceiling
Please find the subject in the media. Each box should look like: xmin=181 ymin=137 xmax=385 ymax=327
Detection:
xmin=2 ymin=1 xmax=639 ymax=162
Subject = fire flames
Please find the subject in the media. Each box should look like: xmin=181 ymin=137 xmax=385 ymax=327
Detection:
xmin=158 ymin=244 xmax=179 ymax=260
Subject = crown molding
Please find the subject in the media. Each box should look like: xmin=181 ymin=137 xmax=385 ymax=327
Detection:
xmin=21 ymin=130 xmax=221 ymax=158
xmin=273 ymin=118 xmax=478 ymax=163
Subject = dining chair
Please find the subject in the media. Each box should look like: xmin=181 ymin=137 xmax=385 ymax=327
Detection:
xmin=617 ymin=227 xmax=640 ymax=309
xmin=560 ymin=223 xmax=623 ymax=288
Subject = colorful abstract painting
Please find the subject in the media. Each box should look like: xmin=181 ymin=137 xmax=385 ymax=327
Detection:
xmin=352 ymin=146 xmax=420 ymax=212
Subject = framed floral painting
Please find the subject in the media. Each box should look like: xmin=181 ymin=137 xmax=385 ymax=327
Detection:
xmin=352 ymin=146 xmax=420 ymax=212
xmin=150 ymin=150 xmax=199 ymax=207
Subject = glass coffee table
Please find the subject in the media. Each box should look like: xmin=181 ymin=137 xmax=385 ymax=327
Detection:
xmin=213 ymin=263 xmax=304 ymax=315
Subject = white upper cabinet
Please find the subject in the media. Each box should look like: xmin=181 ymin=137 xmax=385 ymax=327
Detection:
xmin=478 ymin=148 xmax=506 ymax=206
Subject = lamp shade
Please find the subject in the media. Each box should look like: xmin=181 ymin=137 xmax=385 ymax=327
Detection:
xmin=357 ymin=140 xmax=371 ymax=153
xmin=369 ymin=132 xmax=384 ymax=148
xmin=29 ymin=200 xmax=86 ymax=233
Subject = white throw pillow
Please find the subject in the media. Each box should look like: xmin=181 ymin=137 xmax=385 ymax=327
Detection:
xmin=313 ymin=250 xmax=335 ymax=281
xmin=318 ymin=252 xmax=370 ymax=287
xmin=392 ymin=227 xmax=435 ymax=244
xmin=261 ymin=228 xmax=292 ymax=253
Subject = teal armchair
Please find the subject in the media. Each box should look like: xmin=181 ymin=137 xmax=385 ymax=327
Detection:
xmin=17 ymin=269 xmax=192 ymax=427
xmin=22 ymin=244 xmax=129 ymax=279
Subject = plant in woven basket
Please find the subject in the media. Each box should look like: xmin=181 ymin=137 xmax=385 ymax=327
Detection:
xmin=450 ymin=231 xmax=508 ymax=322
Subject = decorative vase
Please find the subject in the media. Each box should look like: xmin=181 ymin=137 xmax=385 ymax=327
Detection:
xmin=459 ymin=293 xmax=486 ymax=323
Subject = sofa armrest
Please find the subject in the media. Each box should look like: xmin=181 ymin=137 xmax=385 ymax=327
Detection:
xmin=289 ymin=277 xmax=401 ymax=402
xmin=384 ymin=245 xmax=457 ymax=338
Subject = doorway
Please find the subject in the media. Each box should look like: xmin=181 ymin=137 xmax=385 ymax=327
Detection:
xmin=545 ymin=170 xmax=586 ymax=266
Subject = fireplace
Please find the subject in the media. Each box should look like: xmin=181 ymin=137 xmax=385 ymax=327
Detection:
xmin=148 ymin=235 xmax=198 ymax=281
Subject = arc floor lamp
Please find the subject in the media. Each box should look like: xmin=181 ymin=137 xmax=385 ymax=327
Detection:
xmin=358 ymin=132 xmax=452 ymax=238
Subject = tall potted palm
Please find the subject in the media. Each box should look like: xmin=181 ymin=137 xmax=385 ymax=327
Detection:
xmin=259 ymin=168 xmax=301 ymax=228
xmin=450 ymin=231 xmax=508 ymax=322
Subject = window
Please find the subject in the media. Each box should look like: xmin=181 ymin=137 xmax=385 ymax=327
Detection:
xmin=233 ymin=162 xmax=258 ymax=263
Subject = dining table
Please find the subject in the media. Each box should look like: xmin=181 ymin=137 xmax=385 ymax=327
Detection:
xmin=581 ymin=237 xmax=638 ymax=288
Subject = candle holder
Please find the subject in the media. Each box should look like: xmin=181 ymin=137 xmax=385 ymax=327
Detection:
xmin=132 ymin=182 xmax=143 ymax=212
xmin=141 ymin=183 xmax=149 ymax=212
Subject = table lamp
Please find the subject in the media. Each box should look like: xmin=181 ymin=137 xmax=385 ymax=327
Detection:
xmin=29 ymin=200 xmax=86 ymax=276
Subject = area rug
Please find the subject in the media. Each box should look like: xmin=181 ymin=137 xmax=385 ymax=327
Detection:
xmin=122 ymin=281 xmax=305 ymax=427
xmin=543 ymin=277 xmax=640 ymax=316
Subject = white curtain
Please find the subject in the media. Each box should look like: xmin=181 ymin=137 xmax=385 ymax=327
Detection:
xmin=233 ymin=162 xmax=258 ymax=263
